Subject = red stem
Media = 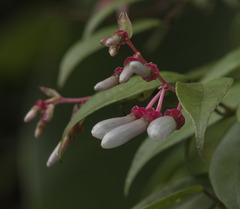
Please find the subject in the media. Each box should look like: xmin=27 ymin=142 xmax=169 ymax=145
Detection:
xmin=126 ymin=40 xmax=148 ymax=64
xmin=146 ymin=91 xmax=161 ymax=109
xmin=53 ymin=96 xmax=91 ymax=105
xmin=157 ymin=74 xmax=175 ymax=92
xmin=156 ymin=83 xmax=167 ymax=112
xmin=177 ymin=102 xmax=182 ymax=111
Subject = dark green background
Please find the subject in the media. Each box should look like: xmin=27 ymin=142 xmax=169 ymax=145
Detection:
xmin=1 ymin=0 xmax=239 ymax=208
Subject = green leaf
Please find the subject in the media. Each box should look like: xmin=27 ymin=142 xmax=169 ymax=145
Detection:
xmin=61 ymin=72 xmax=187 ymax=140
xmin=58 ymin=25 xmax=116 ymax=87
xmin=58 ymin=19 xmax=160 ymax=87
xmin=142 ymin=186 xmax=203 ymax=209
xmin=124 ymin=79 xmax=239 ymax=195
xmin=209 ymin=123 xmax=240 ymax=209
xmin=186 ymin=116 xmax=236 ymax=175
xmin=124 ymin=113 xmax=221 ymax=196
xmin=176 ymin=77 xmax=233 ymax=158
xmin=168 ymin=193 xmax=213 ymax=209
xmin=132 ymin=177 xmax=207 ymax=209
xmin=82 ymin=0 xmax=141 ymax=38
xmin=236 ymin=105 xmax=240 ymax=124
xmin=201 ymin=47 xmax=240 ymax=82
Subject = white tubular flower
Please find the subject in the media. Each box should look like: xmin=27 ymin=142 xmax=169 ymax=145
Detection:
xmin=147 ymin=116 xmax=177 ymax=142
xmin=94 ymin=75 xmax=119 ymax=91
xmin=119 ymin=64 xmax=134 ymax=83
xmin=91 ymin=115 xmax=135 ymax=139
xmin=129 ymin=61 xmax=152 ymax=78
xmin=101 ymin=118 xmax=148 ymax=149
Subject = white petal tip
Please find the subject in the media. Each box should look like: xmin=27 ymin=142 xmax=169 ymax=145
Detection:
xmin=46 ymin=150 xmax=59 ymax=167
xmin=91 ymin=129 xmax=103 ymax=139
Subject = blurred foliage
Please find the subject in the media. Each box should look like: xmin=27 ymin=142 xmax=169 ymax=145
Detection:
xmin=1 ymin=0 xmax=240 ymax=209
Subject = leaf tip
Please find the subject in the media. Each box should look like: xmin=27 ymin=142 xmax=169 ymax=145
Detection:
xmin=196 ymin=137 xmax=206 ymax=161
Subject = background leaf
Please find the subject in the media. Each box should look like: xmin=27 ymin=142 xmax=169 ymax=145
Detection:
xmin=201 ymin=47 xmax=240 ymax=82
xmin=209 ymin=123 xmax=240 ymax=209
xmin=58 ymin=18 xmax=160 ymax=87
xmin=142 ymin=186 xmax=203 ymax=209
xmin=124 ymin=111 xmax=222 ymax=195
xmin=176 ymin=78 xmax=233 ymax=157
xmin=82 ymin=0 xmax=141 ymax=38
xmin=236 ymin=105 xmax=240 ymax=124
xmin=132 ymin=177 xmax=211 ymax=209
xmin=185 ymin=116 xmax=236 ymax=175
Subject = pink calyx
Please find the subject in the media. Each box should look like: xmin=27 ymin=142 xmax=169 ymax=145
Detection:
xmin=115 ymin=30 xmax=129 ymax=45
xmin=114 ymin=67 xmax=124 ymax=75
xmin=36 ymin=100 xmax=47 ymax=110
xmin=123 ymin=56 xmax=141 ymax=66
xmin=143 ymin=108 xmax=162 ymax=123
xmin=142 ymin=63 xmax=159 ymax=82
xmin=164 ymin=109 xmax=185 ymax=130
xmin=131 ymin=106 xmax=146 ymax=119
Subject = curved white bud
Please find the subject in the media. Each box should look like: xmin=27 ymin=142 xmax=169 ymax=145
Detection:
xmin=94 ymin=75 xmax=119 ymax=91
xmin=147 ymin=116 xmax=177 ymax=141
xmin=34 ymin=121 xmax=46 ymax=138
xmin=24 ymin=105 xmax=41 ymax=122
xmin=105 ymin=34 xmax=121 ymax=47
xmin=43 ymin=104 xmax=55 ymax=123
xmin=46 ymin=136 xmax=71 ymax=167
xmin=119 ymin=64 xmax=134 ymax=83
xmin=109 ymin=46 xmax=118 ymax=57
xmin=101 ymin=118 xmax=148 ymax=149
xmin=118 ymin=12 xmax=133 ymax=38
xmin=130 ymin=61 xmax=152 ymax=78
xmin=91 ymin=115 xmax=135 ymax=139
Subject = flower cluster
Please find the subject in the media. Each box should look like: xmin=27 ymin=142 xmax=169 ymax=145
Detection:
xmin=24 ymin=87 xmax=90 ymax=166
xmin=91 ymin=12 xmax=185 ymax=147
xmin=92 ymin=85 xmax=184 ymax=148
xmin=24 ymin=12 xmax=185 ymax=167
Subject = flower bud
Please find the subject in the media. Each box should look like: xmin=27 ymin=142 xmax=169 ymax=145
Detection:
xmin=91 ymin=115 xmax=135 ymax=139
xmin=24 ymin=105 xmax=41 ymax=122
xmin=119 ymin=64 xmax=134 ymax=83
xmin=101 ymin=118 xmax=148 ymax=149
xmin=109 ymin=45 xmax=119 ymax=57
xmin=34 ymin=120 xmax=46 ymax=138
xmin=43 ymin=104 xmax=55 ymax=123
xmin=129 ymin=61 xmax=152 ymax=78
xmin=147 ymin=116 xmax=177 ymax=141
xmin=39 ymin=86 xmax=60 ymax=97
xmin=118 ymin=12 xmax=133 ymax=38
xmin=94 ymin=75 xmax=119 ymax=91
xmin=105 ymin=34 xmax=122 ymax=47
xmin=46 ymin=136 xmax=71 ymax=167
